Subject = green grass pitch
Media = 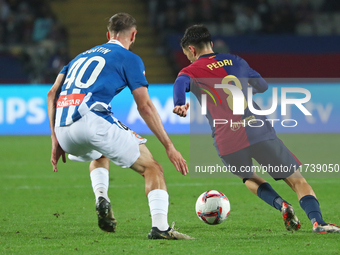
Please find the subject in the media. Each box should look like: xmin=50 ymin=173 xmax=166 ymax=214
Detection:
xmin=0 ymin=134 xmax=339 ymax=254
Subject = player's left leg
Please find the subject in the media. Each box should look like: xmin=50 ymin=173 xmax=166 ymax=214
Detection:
xmin=221 ymin=146 xmax=299 ymax=230
xmin=63 ymin=150 xmax=116 ymax=232
xmin=89 ymin=156 xmax=111 ymax=203
xmin=284 ymin=171 xmax=340 ymax=233
xmin=55 ymin=113 xmax=117 ymax=232
xmin=221 ymin=146 xmax=291 ymax=211
xmin=89 ymin=156 xmax=117 ymax=232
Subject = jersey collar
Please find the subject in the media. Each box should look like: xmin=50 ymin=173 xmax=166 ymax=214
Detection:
xmin=198 ymin=53 xmax=217 ymax=59
xmin=108 ymin=39 xmax=124 ymax=48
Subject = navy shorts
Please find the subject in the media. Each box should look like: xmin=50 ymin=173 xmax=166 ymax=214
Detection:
xmin=220 ymin=137 xmax=301 ymax=180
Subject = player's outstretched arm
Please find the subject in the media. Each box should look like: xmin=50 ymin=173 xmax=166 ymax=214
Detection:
xmin=247 ymin=66 xmax=268 ymax=93
xmin=47 ymin=73 xmax=66 ymax=172
xmin=172 ymin=75 xmax=190 ymax=117
xmin=132 ymin=86 xmax=188 ymax=176
xmin=248 ymin=77 xmax=268 ymax=94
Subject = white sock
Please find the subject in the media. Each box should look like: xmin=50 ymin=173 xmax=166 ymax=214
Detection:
xmin=148 ymin=189 xmax=169 ymax=231
xmin=90 ymin=168 xmax=110 ymax=203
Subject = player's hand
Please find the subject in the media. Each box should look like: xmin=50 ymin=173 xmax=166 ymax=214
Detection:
xmin=173 ymin=102 xmax=189 ymax=117
xmin=51 ymin=136 xmax=66 ymax=172
xmin=166 ymin=145 xmax=188 ymax=176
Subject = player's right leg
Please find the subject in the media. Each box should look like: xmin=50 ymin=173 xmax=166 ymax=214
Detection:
xmin=130 ymin=144 xmax=193 ymax=240
xmin=249 ymin=138 xmax=302 ymax=231
xmin=81 ymin=113 xmax=192 ymax=239
xmin=242 ymin=173 xmax=300 ymax=231
xmin=253 ymin=137 xmax=339 ymax=233
xmin=284 ymin=170 xmax=340 ymax=233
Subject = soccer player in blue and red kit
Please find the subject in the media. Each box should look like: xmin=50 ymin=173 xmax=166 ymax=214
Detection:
xmin=173 ymin=24 xmax=340 ymax=233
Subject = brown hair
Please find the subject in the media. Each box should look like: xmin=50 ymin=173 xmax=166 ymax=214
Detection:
xmin=107 ymin=13 xmax=137 ymax=33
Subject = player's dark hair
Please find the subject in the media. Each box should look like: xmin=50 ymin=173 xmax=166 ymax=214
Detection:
xmin=180 ymin=24 xmax=211 ymax=49
xmin=107 ymin=13 xmax=137 ymax=33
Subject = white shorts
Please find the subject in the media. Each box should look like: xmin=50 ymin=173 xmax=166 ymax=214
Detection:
xmin=55 ymin=111 xmax=147 ymax=168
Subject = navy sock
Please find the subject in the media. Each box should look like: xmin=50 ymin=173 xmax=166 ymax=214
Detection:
xmin=299 ymin=195 xmax=326 ymax=225
xmin=257 ymin=182 xmax=287 ymax=210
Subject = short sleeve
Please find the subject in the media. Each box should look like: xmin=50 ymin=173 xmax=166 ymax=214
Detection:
xmin=59 ymin=63 xmax=69 ymax=75
xmin=122 ymin=53 xmax=149 ymax=92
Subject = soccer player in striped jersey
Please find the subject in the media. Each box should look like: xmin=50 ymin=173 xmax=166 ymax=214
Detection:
xmin=172 ymin=24 xmax=340 ymax=233
xmin=47 ymin=13 xmax=192 ymax=239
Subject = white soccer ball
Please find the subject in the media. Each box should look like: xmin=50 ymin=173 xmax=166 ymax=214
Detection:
xmin=195 ymin=190 xmax=230 ymax=225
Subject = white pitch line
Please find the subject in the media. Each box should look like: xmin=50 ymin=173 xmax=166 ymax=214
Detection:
xmin=1 ymin=182 xmax=242 ymax=190
xmin=1 ymin=179 xmax=339 ymax=190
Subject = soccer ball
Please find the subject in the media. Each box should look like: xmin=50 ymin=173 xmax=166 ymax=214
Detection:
xmin=195 ymin=190 xmax=230 ymax=225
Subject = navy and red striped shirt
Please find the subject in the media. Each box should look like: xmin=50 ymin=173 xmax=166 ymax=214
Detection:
xmin=173 ymin=53 xmax=276 ymax=155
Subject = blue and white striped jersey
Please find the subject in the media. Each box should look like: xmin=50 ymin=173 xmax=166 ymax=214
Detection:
xmin=55 ymin=40 xmax=148 ymax=127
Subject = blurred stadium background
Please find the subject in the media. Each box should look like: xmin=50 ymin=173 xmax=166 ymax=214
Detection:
xmin=0 ymin=0 xmax=339 ymax=135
